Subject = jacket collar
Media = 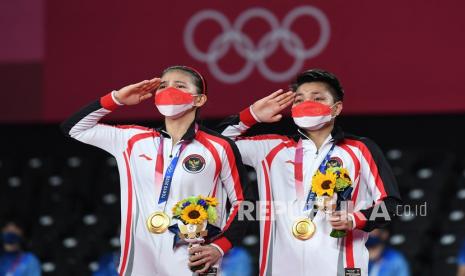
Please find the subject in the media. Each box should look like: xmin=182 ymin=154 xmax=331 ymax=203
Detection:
xmin=157 ymin=120 xmax=198 ymax=141
xmin=295 ymin=124 xmax=345 ymax=145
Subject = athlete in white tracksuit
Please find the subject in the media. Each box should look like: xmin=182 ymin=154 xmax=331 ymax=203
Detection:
xmin=219 ymin=69 xmax=401 ymax=276
xmin=61 ymin=66 xmax=249 ymax=276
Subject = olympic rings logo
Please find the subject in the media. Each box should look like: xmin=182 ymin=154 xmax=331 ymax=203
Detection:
xmin=184 ymin=6 xmax=330 ymax=83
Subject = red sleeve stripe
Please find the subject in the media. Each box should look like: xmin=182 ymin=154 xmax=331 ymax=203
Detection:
xmin=198 ymin=131 xmax=244 ymax=231
xmin=199 ymin=131 xmax=244 ymax=200
xmin=345 ymin=230 xmax=355 ymax=268
xmin=338 ymin=144 xmax=360 ymax=267
xmin=259 ymin=161 xmax=272 ymax=276
xmin=223 ymin=204 xmax=240 ymax=231
xmin=115 ymin=124 xmax=153 ymax=131
xmin=339 ymin=144 xmax=361 ymax=203
xmin=212 ymin=236 xmax=232 ymax=254
xmin=344 ymin=139 xmax=387 ymax=199
xmin=100 ymin=92 xmax=120 ymax=111
xmin=237 ymin=134 xmax=291 ymax=142
xmin=239 ymin=106 xmax=259 ymax=127
xmin=119 ymin=151 xmax=134 ymax=276
xmin=353 ymin=211 xmax=368 ymax=230
xmin=196 ymin=132 xmax=222 ymax=190
xmin=126 ymin=132 xmax=157 ymax=158
xmin=265 ymin=140 xmax=295 ymax=166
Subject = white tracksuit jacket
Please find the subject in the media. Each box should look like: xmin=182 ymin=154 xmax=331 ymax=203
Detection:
xmin=61 ymin=92 xmax=249 ymax=276
xmin=219 ymin=107 xmax=401 ymax=276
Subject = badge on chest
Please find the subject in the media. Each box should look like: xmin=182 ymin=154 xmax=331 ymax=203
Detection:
xmin=182 ymin=154 xmax=206 ymax=173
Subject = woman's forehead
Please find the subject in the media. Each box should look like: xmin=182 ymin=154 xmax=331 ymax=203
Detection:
xmin=161 ymin=70 xmax=193 ymax=83
xmin=296 ymin=82 xmax=331 ymax=94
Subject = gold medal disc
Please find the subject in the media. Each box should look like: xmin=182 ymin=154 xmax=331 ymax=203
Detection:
xmin=292 ymin=218 xmax=316 ymax=240
xmin=147 ymin=211 xmax=170 ymax=234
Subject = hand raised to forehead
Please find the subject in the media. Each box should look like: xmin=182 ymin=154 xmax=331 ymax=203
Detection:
xmin=251 ymin=89 xmax=295 ymax=123
xmin=114 ymin=77 xmax=161 ymax=106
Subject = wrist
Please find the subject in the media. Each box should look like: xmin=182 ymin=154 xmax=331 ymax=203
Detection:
xmin=112 ymin=90 xmax=124 ymax=106
xmin=208 ymin=244 xmax=223 ymax=257
xmin=211 ymin=236 xmax=232 ymax=255
xmin=239 ymin=106 xmax=260 ymax=127
xmin=347 ymin=214 xmax=355 ymax=230
xmin=100 ymin=91 xmax=122 ymax=111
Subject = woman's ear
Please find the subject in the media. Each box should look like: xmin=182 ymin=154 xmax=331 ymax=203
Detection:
xmin=194 ymin=94 xmax=207 ymax=108
xmin=333 ymin=101 xmax=343 ymax=117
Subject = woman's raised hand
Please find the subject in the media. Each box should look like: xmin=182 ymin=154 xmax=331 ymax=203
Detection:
xmin=114 ymin=77 xmax=161 ymax=105
xmin=251 ymin=89 xmax=295 ymax=123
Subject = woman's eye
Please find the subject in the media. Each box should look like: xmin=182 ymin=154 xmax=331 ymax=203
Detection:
xmin=176 ymin=85 xmax=186 ymax=89
xmin=158 ymin=85 xmax=166 ymax=89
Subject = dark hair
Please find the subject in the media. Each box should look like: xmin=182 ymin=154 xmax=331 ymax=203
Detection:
xmin=290 ymin=69 xmax=344 ymax=102
xmin=161 ymin=65 xmax=207 ymax=95
xmin=1 ymin=218 xmax=27 ymax=237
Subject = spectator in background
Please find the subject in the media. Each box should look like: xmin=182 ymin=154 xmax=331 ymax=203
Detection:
xmin=93 ymin=250 xmax=119 ymax=276
xmin=93 ymin=226 xmax=120 ymax=276
xmin=0 ymin=220 xmax=41 ymax=276
xmin=367 ymin=228 xmax=409 ymax=276
xmin=458 ymin=240 xmax=465 ymax=276
xmin=221 ymin=246 xmax=252 ymax=276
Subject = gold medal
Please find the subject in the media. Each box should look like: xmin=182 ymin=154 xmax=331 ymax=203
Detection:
xmin=292 ymin=218 xmax=316 ymax=240
xmin=147 ymin=211 xmax=170 ymax=234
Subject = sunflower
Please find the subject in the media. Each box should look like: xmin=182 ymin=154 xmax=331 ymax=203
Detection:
xmin=171 ymin=202 xmax=181 ymax=216
xmin=335 ymin=168 xmax=352 ymax=192
xmin=311 ymin=170 xmax=337 ymax=196
xmin=180 ymin=204 xmax=208 ymax=225
xmin=339 ymin=168 xmax=352 ymax=182
xmin=204 ymin=196 xmax=219 ymax=207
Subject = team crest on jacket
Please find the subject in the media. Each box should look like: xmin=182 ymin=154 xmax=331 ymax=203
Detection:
xmin=182 ymin=154 xmax=206 ymax=173
xmin=327 ymin=157 xmax=343 ymax=168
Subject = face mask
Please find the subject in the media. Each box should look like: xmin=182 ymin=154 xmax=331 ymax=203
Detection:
xmin=291 ymin=101 xmax=336 ymax=130
xmin=365 ymin=236 xmax=383 ymax=248
xmin=2 ymin=232 xmax=21 ymax=245
xmin=154 ymin=87 xmax=197 ymax=117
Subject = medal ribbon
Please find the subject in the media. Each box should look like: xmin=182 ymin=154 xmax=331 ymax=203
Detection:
xmin=155 ymin=125 xmax=199 ymax=209
xmin=294 ymin=139 xmax=336 ymax=213
xmin=154 ymin=124 xmax=201 ymax=209
xmin=157 ymin=139 xmax=187 ymax=205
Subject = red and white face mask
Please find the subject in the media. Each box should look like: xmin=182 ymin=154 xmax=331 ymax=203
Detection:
xmin=154 ymin=87 xmax=197 ymax=117
xmin=291 ymin=101 xmax=336 ymax=130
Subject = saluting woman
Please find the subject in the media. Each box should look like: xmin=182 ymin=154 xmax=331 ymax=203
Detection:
xmin=61 ymin=66 xmax=248 ymax=276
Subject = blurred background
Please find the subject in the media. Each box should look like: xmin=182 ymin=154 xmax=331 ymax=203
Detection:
xmin=1 ymin=0 xmax=465 ymax=275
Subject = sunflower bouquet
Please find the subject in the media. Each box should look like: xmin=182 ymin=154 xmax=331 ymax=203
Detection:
xmin=172 ymin=195 xmax=219 ymax=226
xmin=170 ymin=196 xmax=221 ymax=273
xmin=311 ymin=167 xmax=353 ymax=238
xmin=170 ymin=195 xmax=221 ymax=245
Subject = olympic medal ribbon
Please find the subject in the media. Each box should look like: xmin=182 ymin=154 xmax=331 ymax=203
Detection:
xmin=292 ymin=140 xmax=335 ymax=240
xmin=148 ymin=126 xmax=194 ymax=234
xmin=294 ymin=139 xmax=335 ymax=213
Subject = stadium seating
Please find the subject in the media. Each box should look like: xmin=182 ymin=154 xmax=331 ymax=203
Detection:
xmin=0 ymin=120 xmax=464 ymax=276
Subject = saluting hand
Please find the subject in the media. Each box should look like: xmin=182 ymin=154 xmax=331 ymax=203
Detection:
xmin=251 ymin=89 xmax=295 ymax=123
xmin=114 ymin=77 xmax=161 ymax=105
